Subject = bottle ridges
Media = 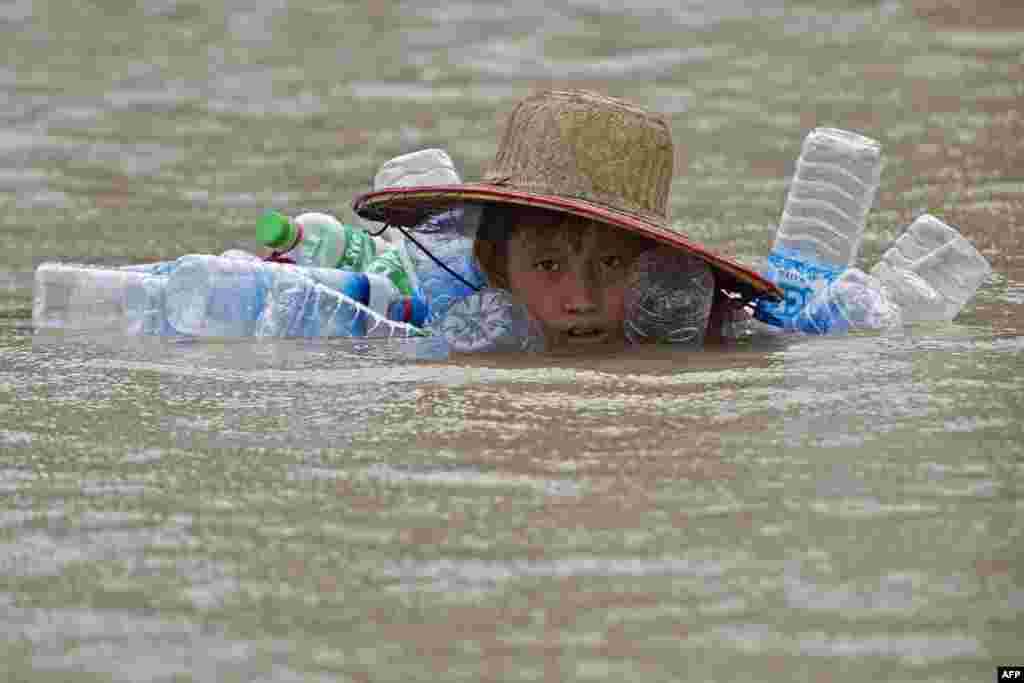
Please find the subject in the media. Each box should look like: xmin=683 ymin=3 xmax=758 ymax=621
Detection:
xmin=776 ymin=154 xmax=882 ymax=268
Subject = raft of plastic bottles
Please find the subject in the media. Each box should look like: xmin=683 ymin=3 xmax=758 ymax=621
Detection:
xmin=32 ymin=141 xmax=995 ymax=355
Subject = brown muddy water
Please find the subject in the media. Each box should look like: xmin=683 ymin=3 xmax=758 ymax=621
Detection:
xmin=1 ymin=1 xmax=1022 ymax=681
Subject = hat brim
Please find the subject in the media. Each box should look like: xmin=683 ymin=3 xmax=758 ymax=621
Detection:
xmin=352 ymin=184 xmax=782 ymax=303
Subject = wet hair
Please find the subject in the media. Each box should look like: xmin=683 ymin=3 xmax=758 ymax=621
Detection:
xmin=471 ymin=205 xmax=518 ymax=290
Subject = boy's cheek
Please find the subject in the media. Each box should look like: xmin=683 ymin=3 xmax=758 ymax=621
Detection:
xmin=603 ymin=285 xmax=629 ymax=326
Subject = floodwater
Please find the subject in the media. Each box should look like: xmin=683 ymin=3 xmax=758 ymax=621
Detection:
xmin=1 ymin=0 xmax=1022 ymax=681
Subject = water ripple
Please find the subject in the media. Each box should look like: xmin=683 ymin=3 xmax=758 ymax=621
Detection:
xmin=386 ymin=556 xmax=726 ymax=592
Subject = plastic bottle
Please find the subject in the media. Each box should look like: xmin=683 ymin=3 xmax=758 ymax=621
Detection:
xmin=374 ymin=148 xmax=461 ymax=191
xmin=123 ymin=273 xmax=173 ymax=336
xmin=387 ymin=296 xmax=429 ymax=329
xmin=793 ymin=267 xmax=903 ymax=335
xmin=218 ymin=248 xmax=263 ymax=263
xmin=120 ymin=260 xmax=177 ymax=276
xmin=164 ymin=255 xmax=371 ymax=337
xmin=755 ymin=127 xmax=883 ymax=329
xmin=438 ymin=288 xmax=545 ymax=353
xmin=364 ymin=149 xmax=485 ymax=325
xmin=257 ymin=210 xmax=378 ymax=271
xmin=365 ymin=246 xmax=414 ymax=296
xmin=868 ymin=213 xmax=991 ymax=323
xmin=406 ymin=209 xmax=486 ymax=325
xmin=623 ymin=247 xmax=716 ymax=347
xmin=33 ymin=263 xmax=168 ymax=334
xmin=363 ymin=147 xmax=462 ymax=243
xmin=795 ymin=214 xmax=992 ymax=335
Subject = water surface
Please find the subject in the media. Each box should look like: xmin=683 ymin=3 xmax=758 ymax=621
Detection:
xmin=1 ymin=1 xmax=1022 ymax=681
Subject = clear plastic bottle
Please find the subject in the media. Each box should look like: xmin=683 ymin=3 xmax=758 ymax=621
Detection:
xmin=362 ymin=148 xmax=461 ymax=245
xmin=365 ymin=149 xmax=484 ymax=324
xmin=164 ymin=255 xmax=371 ymax=337
xmin=374 ymin=148 xmax=461 ymax=192
xmin=406 ymin=209 xmax=486 ymax=325
xmin=623 ymin=247 xmax=715 ymax=347
xmin=438 ymin=288 xmax=545 ymax=353
xmin=795 ymin=215 xmax=991 ymax=335
xmin=868 ymin=213 xmax=991 ymax=323
xmin=794 ymin=267 xmax=903 ymax=335
xmin=33 ymin=263 xmax=168 ymax=334
xmin=257 ymin=210 xmax=378 ymax=270
xmin=365 ymin=246 xmax=414 ymax=296
xmin=123 ymin=273 xmax=173 ymax=336
xmin=755 ymin=127 xmax=883 ymax=329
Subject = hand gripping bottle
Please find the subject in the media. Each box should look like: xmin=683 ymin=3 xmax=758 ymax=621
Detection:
xmin=257 ymin=210 xmax=378 ymax=271
xmin=624 ymin=247 xmax=716 ymax=347
xmin=755 ymin=127 xmax=883 ymax=329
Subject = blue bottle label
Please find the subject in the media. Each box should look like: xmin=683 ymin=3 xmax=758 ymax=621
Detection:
xmin=754 ymin=249 xmax=843 ymax=329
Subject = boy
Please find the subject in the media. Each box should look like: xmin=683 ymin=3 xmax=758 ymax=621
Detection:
xmin=353 ymin=89 xmax=781 ymax=350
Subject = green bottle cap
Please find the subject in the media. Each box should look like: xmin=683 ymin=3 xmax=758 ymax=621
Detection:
xmin=256 ymin=211 xmax=297 ymax=249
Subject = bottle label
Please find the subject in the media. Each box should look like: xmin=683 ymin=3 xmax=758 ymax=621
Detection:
xmin=754 ymin=249 xmax=843 ymax=329
xmin=365 ymin=247 xmax=413 ymax=295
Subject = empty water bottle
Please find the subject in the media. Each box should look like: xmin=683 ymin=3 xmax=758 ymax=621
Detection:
xmin=439 ymin=288 xmax=545 ymax=353
xmin=794 ymin=267 xmax=902 ymax=335
xmin=123 ymin=273 xmax=173 ymax=335
xmin=360 ymin=148 xmax=463 ymax=241
xmin=257 ymin=210 xmax=378 ymax=270
xmin=756 ymin=127 xmax=883 ymax=329
xmin=120 ymin=260 xmax=177 ymax=276
xmin=364 ymin=149 xmax=485 ymax=323
xmin=164 ymin=255 xmax=370 ymax=337
xmin=405 ymin=209 xmax=486 ymax=324
xmin=218 ymin=248 xmax=263 ymax=263
xmin=869 ymin=213 xmax=991 ymax=323
xmin=365 ymin=246 xmax=414 ymax=296
xmin=387 ymin=296 xmax=429 ymax=328
xmin=624 ymin=247 xmax=716 ymax=347
xmin=33 ymin=263 xmax=171 ymax=334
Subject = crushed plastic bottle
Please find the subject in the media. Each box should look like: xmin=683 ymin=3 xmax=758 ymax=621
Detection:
xmin=796 ymin=214 xmax=992 ymax=335
xmin=437 ymin=288 xmax=545 ymax=353
xmin=624 ymin=247 xmax=715 ymax=347
xmin=364 ymin=149 xmax=485 ymax=324
xmin=404 ymin=209 xmax=486 ymax=325
xmin=794 ymin=267 xmax=902 ymax=335
xmin=756 ymin=127 xmax=883 ymax=329
xmin=869 ymin=213 xmax=991 ymax=323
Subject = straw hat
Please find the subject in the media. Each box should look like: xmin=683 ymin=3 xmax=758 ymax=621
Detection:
xmin=352 ymin=89 xmax=782 ymax=303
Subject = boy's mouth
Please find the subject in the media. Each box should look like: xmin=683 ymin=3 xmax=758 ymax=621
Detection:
xmin=566 ymin=326 xmax=608 ymax=343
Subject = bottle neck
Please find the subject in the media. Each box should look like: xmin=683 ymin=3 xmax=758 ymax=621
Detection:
xmin=284 ymin=220 xmax=304 ymax=253
xmin=267 ymin=221 xmax=304 ymax=262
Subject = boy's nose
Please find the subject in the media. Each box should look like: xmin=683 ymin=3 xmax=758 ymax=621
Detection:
xmin=562 ymin=271 xmax=598 ymax=314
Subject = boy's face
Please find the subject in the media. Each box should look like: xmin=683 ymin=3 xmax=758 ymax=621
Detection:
xmin=504 ymin=213 xmax=648 ymax=350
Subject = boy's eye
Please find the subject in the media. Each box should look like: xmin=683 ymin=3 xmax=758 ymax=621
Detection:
xmin=535 ymin=259 xmax=560 ymax=272
xmin=601 ymin=255 xmax=624 ymax=269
